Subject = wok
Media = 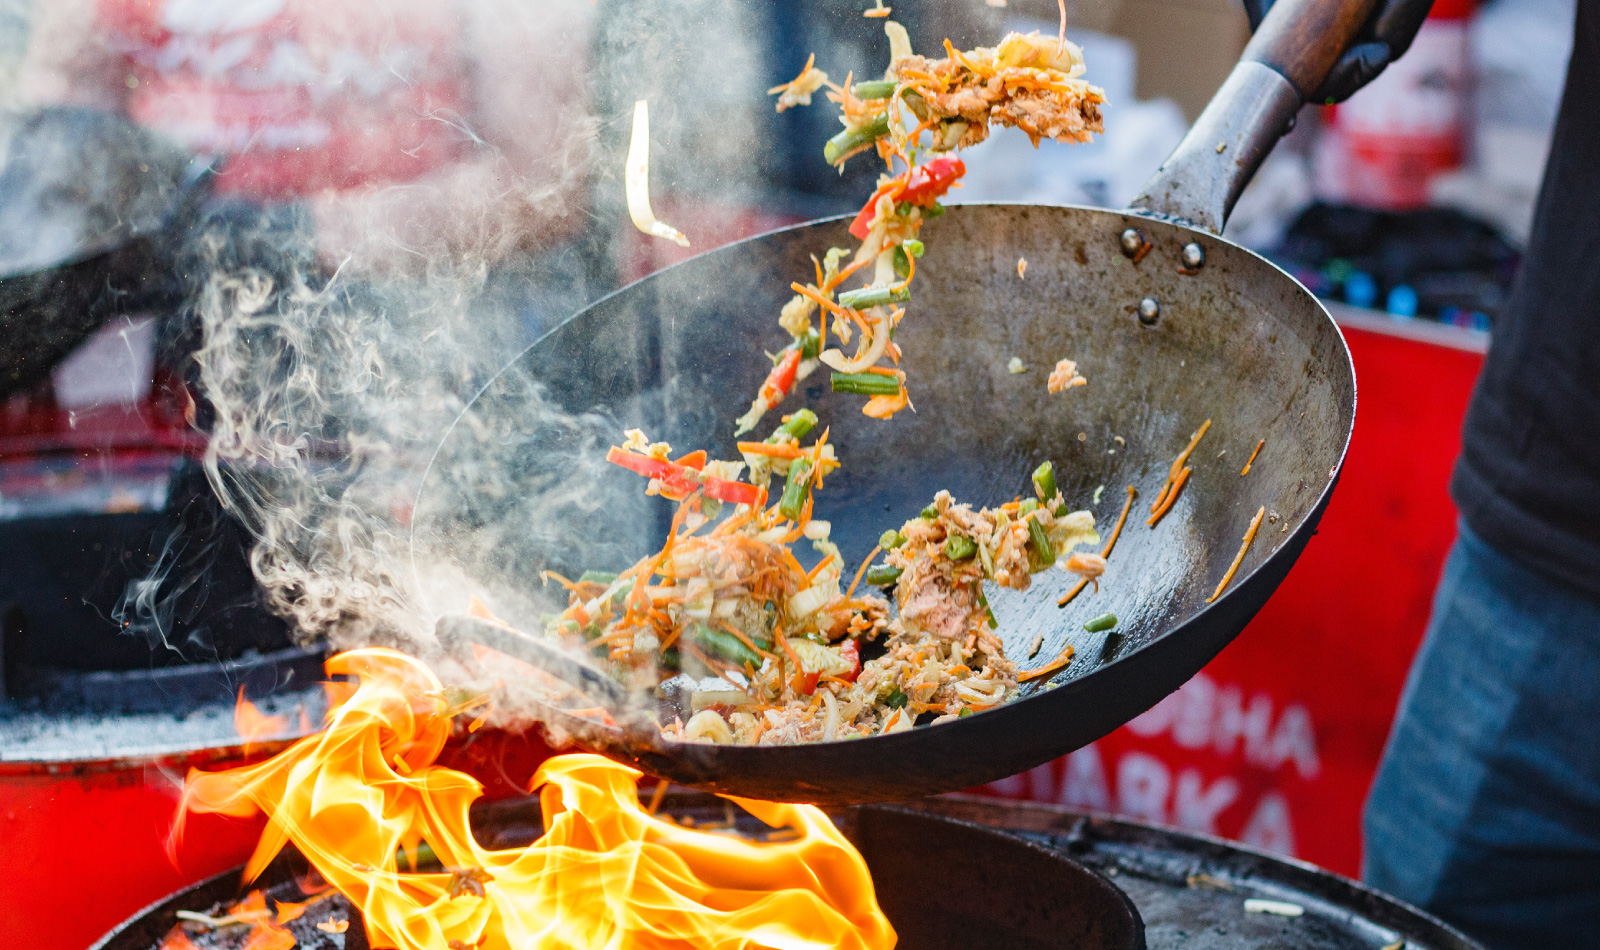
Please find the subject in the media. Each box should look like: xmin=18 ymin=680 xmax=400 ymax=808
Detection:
xmin=412 ymin=0 xmax=1363 ymax=802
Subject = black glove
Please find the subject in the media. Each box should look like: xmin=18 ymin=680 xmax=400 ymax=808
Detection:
xmin=1242 ymin=0 xmax=1436 ymax=103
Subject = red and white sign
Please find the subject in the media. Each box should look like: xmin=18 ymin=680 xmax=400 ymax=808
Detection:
xmin=978 ymin=319 xmax=1487 ymax=875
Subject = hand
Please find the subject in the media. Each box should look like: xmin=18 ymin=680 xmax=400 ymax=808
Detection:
xmin=1242 ymin=0 xmax=1436 ymax=103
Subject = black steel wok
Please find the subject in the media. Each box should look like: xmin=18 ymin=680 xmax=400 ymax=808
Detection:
xmin=412 ymin=0 xmax=1365 ymax=802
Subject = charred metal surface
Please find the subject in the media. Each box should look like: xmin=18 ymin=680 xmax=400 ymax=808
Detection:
xmin=916 ymin=797 xmax=1485 ymax=950
xmin=92 ymin=798 xmax=1145 ymax=950
xmin=413 ymin=203 xmax=1355 ymax=803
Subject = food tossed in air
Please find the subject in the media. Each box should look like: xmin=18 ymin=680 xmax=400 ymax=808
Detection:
xmin=737 ymin=20 xmax=1105 ymax=434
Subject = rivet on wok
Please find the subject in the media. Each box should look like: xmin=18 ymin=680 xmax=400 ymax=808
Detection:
xmin=1138 ymin=297 xmax=1160 ymax=325
xmin=1119 ymin=228 xmax=1146 ymax=258
xmin=1182 ymin=243 xmax=1205 ymax=270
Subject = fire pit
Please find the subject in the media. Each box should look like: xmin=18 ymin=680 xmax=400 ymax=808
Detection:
xmin=95 ymin=796 xmax=1145 ymax=950
xmin=91 ymin=792 xmax=1488 ymax=950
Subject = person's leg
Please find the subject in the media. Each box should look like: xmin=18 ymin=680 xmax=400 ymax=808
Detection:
xmin=1364 ymin=523 xmax=1600 ymax=949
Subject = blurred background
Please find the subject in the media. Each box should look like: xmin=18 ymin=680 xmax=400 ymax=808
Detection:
xmin=0 ymin=0 xmax=1573 ymax=945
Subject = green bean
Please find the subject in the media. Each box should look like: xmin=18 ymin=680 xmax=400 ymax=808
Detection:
xmin=902 ymin=239 xmax=925 ymax=258
xmin=958 ymin=707 xmax=973 ymax=718
xmin=1032 ymin=461 xmax=1058 ymax=502
xmin=769 ymin=407 xmax=818 ymax=442
xmin=831 ymin=372 xmax=902 ymax=396
xmin=824 ymin=113 xmax=891 ymax=165
xmin=838 ymin=285 xmax=912 ymax=309
xmin=879 ymin=529 xmax=906 ymax=549
xmin=920 ymin=504 xmax=939 ymax=520
xmin=852 ymin=79 xmax=898 ymax=99
xmin=1083 ymin=612 xmax=1118 ymax=633
xmin=866 ymin=564 xmax=904 ymax=587
xmin=690 ymin=624 xmax=763 ymax=668
xmin=883 ymin=687 xmax=908 ymax=709
xmin=579 ymin=570 xmax=619 ymax=585
xmin=945 ymin=535 xmax=977 ymax=561
xmin=893 ymin=246 xmax=911 ymax=280
xmin=779 ymin=459 xmax=813 ymax=520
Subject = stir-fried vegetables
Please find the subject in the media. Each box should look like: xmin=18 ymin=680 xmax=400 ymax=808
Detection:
xmin=739 ymin=19 xmax=1103 ymax=435
xmin=545 ymin=433 xmax=1103 ymax=746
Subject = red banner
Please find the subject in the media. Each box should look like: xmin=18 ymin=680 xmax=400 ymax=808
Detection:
xmin=978 ymin=315 xmax=1487 ymax=876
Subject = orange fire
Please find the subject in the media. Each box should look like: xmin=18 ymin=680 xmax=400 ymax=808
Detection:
xmin=174 ymin=648 xmax=897 ymax=950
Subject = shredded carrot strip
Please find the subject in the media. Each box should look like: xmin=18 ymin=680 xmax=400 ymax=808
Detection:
xmin=1147 ymin=466 xmax=1192 ymax=527
xmin=716 ymin=620 xmax=776 ymax=659
xmin=890 ymin=242 xmax=916 ymax=293
xmin=806 ymin=556 xmax=831 ymax=582
xmin=659 ymin=624 xmax=685 ymax=652
xmin=1057 ymin=0 xmax=1069 ymax=53
xmin=1019 ymin=644 xmax=1075 ymax=683
xmin=1241 ymin=438 xmax=1265 ymax=476
xmin=737 ymin=441 xmax=804 ymax=459
xmin=540 ymin=570 xmax=583 ymax=593
xmin=1151 ymin=419 xmax=1212 ymax=513
xmin=1207 ymin=506 xmax=1266 ymax=603
xmin=845 ymin=544 xmax=883 ymax=601
xmin=1059 ymin=484 xmax=1138 ymax=607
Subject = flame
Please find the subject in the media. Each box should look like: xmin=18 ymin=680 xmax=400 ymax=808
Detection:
xmin=177 ymin=649 xmax=897 ymax=950
xmin=234 ymin=688 xmax=289 ymax=755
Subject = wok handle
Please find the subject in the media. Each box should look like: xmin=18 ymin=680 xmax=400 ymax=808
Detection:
xmin=1241 ymin=0 xmax=1382 ymax=100
xmin=1127 ymin=0 xmax=1380 ymax=233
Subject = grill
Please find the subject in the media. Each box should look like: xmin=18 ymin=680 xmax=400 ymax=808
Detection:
xmin=89 ymin=794 xmax=1485 ymax=950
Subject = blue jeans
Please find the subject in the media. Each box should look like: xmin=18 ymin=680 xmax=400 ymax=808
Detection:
xmin=1364 ymin=523 xmax=1600 ymax=949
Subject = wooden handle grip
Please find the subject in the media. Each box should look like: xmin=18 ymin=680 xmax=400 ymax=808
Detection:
xmin=1241 ymin=0 xmax=1382 ymax=99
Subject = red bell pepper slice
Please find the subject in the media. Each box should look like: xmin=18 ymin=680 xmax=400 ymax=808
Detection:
xmin=839 ymin=638 xmax=861 ymax=683
xmin=846 ymin=156 xmax=966 ymax=239
xmin=606 ymin=448 xmax=762 ymax=506
xmin=900 ymin=155 xmax=965 ymax=207
xmin=759 ymin=348 xmax=804 ymax=405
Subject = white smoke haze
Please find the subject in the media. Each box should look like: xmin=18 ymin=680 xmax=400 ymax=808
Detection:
xmin=150 ymin=0 xmax=1010 ymax=734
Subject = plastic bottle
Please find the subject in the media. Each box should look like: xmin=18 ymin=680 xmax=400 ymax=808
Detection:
xmin=1313 ymin=0 xmax=1474 ymax=209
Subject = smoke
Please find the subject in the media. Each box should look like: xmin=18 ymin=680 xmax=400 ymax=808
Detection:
xmin=105 ymin=0 xmax=1008 ymax=736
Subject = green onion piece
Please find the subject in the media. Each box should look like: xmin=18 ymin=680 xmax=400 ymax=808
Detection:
xmin=976 ymin=588 xmax=998 ymax=628
xmin=1083 ymin=612 xmax=1118 ymax=633
xmin=779 ymin=459 xmax=813 ymax=521
xmin=923 ymin=202 xmax=947 ymax=218
xmin=852 ymin=79 xmax=898 ymax=99
xmin=660 ymin=647 xmax=681 ymax=670
xmin=1018 ymin=498 xmax=1039 ymax=515
xmin=770 ymin=408 xmax=818 ymax=442
xmin=690 ymin=623 xmax=762 ymax=668
xmin=920 ymin=504 xmax=939 ymax=520
xmin=831 ymin=372 xmax=902 ymax=396
xmin=902 ymin=239 xmax=925 ymax=258
xmin=824 ymin=113 xmax=891 ymax=165
xmin=1054 ymin=502 xmax=1069 ymax=517
xmin=879 ymin=529 xmax=906 ymax=549
xmin=578 ymin=570 xmax=619 ymax=585
xmin=1032 ymin=461 xmax=1058 ymax=502
xmin=797 ymin=328 xmax=821 ymax=359
xmin=893 ymin=246 xmax=910 ymax=280
xmin=945 ymin=535 xmax=977 ymax=561
xmin=1027 ymin=516 xmax=1056 ymax=571
xmin=958 ymin=707 xmax=973 ymax=718
xmin=838 ymin=285 xmax=912 ymax=309
xmin=866 ymin=564 xmax=904 ymax=587
xmin=883 ymin=687 xmax=908 ymax=709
